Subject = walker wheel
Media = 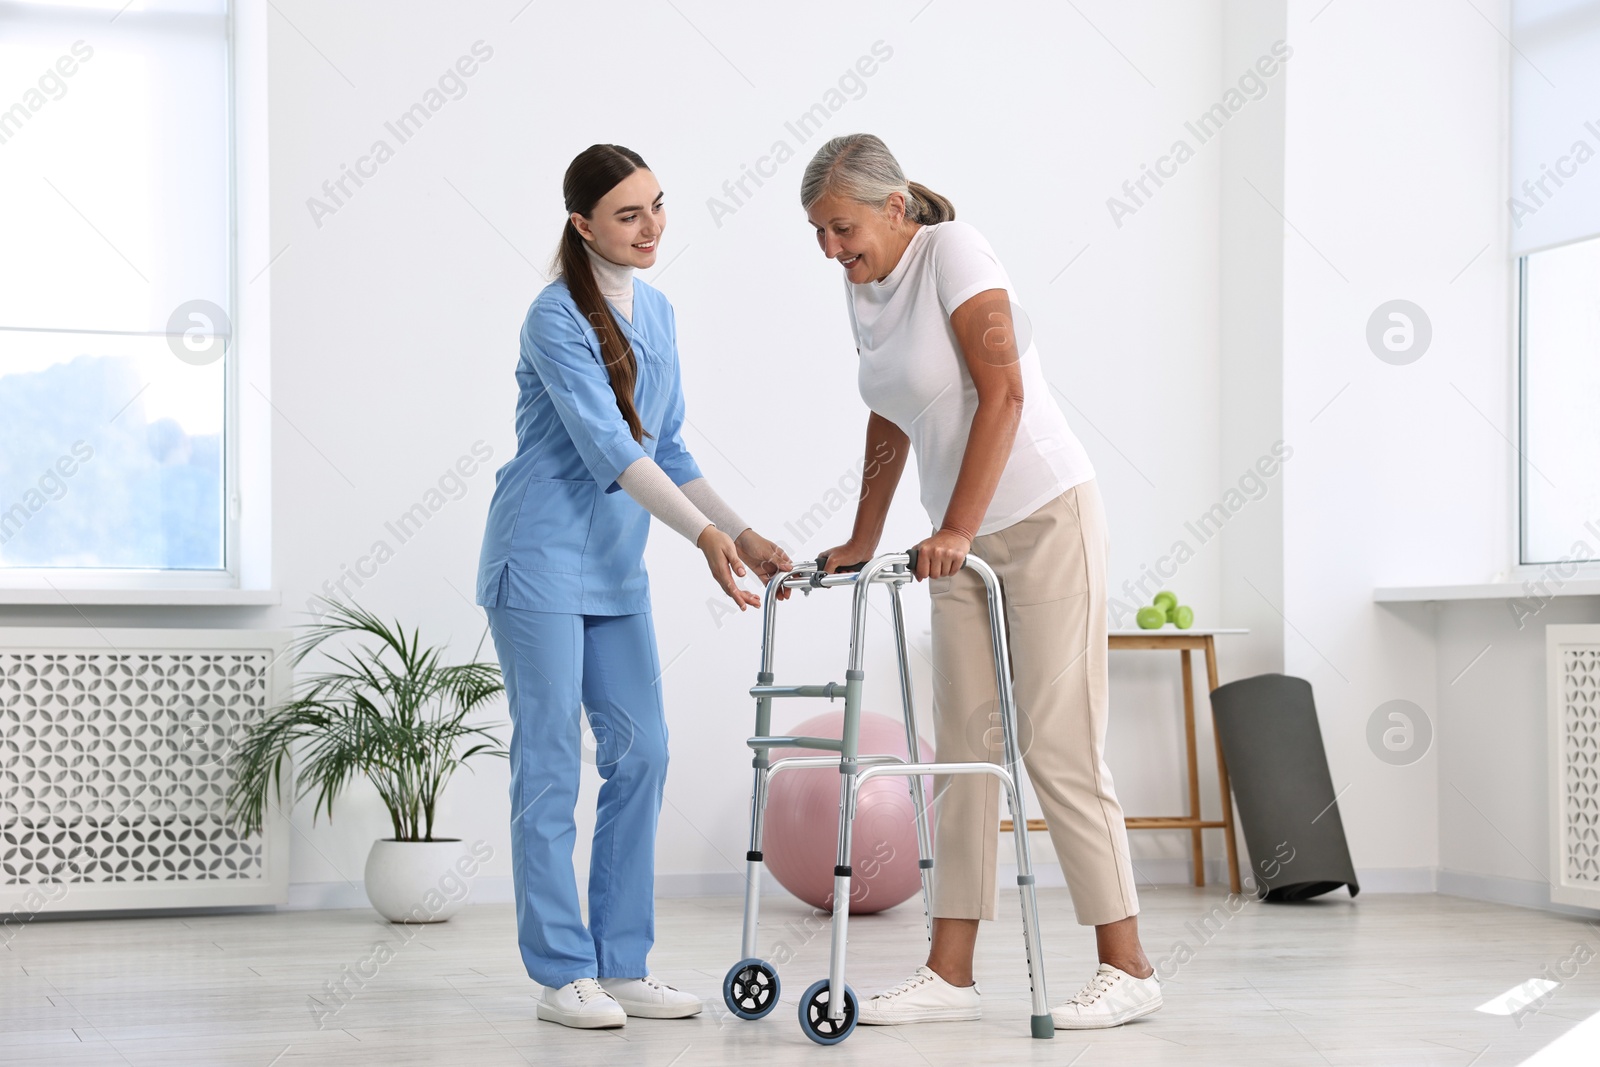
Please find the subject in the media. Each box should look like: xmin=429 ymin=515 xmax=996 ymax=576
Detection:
xmin=723 ymin=958 xmax=781 ymax=1020
xmin=797 ymin=979 xmax=857 ymax=1045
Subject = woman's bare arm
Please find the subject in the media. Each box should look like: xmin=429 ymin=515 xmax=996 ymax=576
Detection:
xmin=819 ymin=411 xmax=910 ymax=571
xmin=913 ymin=287 xmax=1025 ymax=579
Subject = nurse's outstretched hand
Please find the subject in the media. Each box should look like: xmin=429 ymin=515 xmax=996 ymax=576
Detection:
xmin=735 ymin=529 xmax=795 ymax=602
xmin=698 ymin=525 xmax=761 ymax=610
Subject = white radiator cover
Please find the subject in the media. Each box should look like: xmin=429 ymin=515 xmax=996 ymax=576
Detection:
xmin=0 ymin=627 xmax=291 ymax=913
xmin=1549 ymin=623 xmax=1600 ymax=910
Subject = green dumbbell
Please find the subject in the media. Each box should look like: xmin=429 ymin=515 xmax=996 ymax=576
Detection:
xmin=1153 ymin=591 xmax=1178 ymax=613
xmin=1136 ymin=605 xmax=1167 ymax=629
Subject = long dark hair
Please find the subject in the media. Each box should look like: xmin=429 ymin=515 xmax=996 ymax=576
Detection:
xmin=557 ymin=144 xmax=651 ymax=442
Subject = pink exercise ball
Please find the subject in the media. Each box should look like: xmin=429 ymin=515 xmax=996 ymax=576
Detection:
xmin=764 ymin=711 xmax=934 ymax=915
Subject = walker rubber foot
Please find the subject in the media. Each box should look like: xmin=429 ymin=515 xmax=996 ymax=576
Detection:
xmin=1031 ymin=1013 xmax=1055 ymax=1039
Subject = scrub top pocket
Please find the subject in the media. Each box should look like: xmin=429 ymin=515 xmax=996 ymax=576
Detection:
xmin=512 ymin=477 xmax=597 ymax=574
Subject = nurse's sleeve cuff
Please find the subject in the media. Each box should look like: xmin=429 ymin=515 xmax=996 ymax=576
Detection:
xmin=595 ymin=436 xmax=650 ymax=494
xmin=616 ymin=458 xmax=713 ymax=543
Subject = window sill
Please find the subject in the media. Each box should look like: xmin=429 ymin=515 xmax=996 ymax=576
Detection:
xmin=0 ymin=588 xmax=281 ymax=607
xmin=1374 ymin=580 xmax=1600 ymax=603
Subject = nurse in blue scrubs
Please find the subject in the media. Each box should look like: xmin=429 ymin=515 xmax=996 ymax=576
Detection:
xmin=476 ymin=144 xmax=790 ymax=1031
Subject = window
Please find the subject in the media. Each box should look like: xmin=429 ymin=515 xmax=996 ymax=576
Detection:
xmin=0 ymin=0 xmax=233 ymax=580
xmin=1520 ymin=235 xmax=1600 ymax=565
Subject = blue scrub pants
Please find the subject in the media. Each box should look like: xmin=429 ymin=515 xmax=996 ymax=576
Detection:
xmin=485 ymin=604 xmax=668 ymax=988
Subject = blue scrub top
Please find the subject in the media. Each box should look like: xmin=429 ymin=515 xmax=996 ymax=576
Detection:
xmin=476 ymin=277 xmax=702 ymax=615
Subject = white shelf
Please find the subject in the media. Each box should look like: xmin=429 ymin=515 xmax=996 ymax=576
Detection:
xmin=0 ymin=588 xmax=282 ymax=607
xmin=1374 ymin=580 xmax=1600 ymax=603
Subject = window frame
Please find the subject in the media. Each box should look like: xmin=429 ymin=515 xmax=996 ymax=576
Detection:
xmin=1516 ymin=237 xmax=1600 ymax=575
xmin=0 ymin=0 xmax=242 ymax=593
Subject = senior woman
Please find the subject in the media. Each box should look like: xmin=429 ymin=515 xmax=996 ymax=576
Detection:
xmin=803 ymin=133 xmax=1159 ymax=1030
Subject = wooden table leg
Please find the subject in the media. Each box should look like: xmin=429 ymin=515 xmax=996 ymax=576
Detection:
xmin=1180 ymin=648 xmax=1203 ymax=887
xmin=1205 ymin=636 xmax=1242 ymax=894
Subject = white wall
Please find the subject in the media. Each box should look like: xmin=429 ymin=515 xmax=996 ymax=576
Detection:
xmin=1218 ymin=0 xmax=1288 ymax=692
xmin=1432 ymin=598 xmax=1598 ymax=908
xmin=9 ymin=0 xmax=1567 ymax=910
xmin=245 ymin=0 xmax=1239 ymax=901
xmin=1278 ymin=0 xmax=1512 ymax=883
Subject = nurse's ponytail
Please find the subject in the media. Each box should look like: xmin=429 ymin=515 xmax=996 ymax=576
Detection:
xmin=800 ymin=133 xmax=955 ymax=224
xmin=557 ymin=144 xmax=651 ymax=443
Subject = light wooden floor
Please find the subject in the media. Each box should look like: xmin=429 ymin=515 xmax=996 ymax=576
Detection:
xmin=3 ymin=887 xmax=1597 ymax=1066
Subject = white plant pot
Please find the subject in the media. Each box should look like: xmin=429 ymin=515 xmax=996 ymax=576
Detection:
xmin=363 ymin=838 xmax=476 ymax=923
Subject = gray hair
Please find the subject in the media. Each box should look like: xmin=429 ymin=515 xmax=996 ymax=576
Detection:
xmin=800 ymin=133 xmax=955 ymax=224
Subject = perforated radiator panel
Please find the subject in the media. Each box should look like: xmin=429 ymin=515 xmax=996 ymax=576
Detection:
xmin=1550 ymin=625 xmax=1600 ymax=910
xmin=0 ymin=629 xmax=290 ymax=912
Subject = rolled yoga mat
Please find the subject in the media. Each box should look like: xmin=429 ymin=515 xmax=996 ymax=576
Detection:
xmin=1209 ymin=673 xmax=1360 ymax=902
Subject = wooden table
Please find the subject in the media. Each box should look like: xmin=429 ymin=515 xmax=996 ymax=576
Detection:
xmin=1000 ymin=628 xmax=1248 ymax=894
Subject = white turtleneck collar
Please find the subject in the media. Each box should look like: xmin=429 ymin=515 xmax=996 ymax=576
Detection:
xmin=583 ymin=243 xmax=635 ymax=323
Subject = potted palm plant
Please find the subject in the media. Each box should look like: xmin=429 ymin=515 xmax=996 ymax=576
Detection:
xmin=227 ymin=598 xmax=507 ymax=922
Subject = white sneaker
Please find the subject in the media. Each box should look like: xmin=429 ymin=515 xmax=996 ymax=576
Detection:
xmin=1051 ymin=963 xmax=1163 ymax=1029
xmin=536 ymin=978 xmax=627 ymax=1029
xmin=598 ymin=975 xmax=703 ymax=1019
xmin=858 ymin=965 xmax=982 ymax=1025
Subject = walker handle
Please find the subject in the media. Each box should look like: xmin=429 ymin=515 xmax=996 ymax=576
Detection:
xmin=905 ymin=546 xmax=972 ymax=574
xmin=813 ymin=549 xmax=921 ymax=574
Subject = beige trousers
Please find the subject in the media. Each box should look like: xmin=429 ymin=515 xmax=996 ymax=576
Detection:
xmin=928 ymin=480 xmax=1140 ymax=926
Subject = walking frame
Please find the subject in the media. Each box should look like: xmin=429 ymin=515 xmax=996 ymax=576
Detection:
xmin=720 ymin=548 xmax=1055 ymax=1045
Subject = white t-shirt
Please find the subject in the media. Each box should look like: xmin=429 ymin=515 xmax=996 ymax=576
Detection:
xmin=845 ymin=220 xmax=1095 ymax=537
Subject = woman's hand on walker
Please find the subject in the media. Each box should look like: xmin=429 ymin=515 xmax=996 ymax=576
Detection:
xmin=698 ymin=525 xmax=761 ymax=610
xmin=912 ymin=528 xmax=971 ymax=581
xmin=818 ymin=537 xmax=876 ymax=575
xmin=735 ymin=529 xmax=795 ymax=601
